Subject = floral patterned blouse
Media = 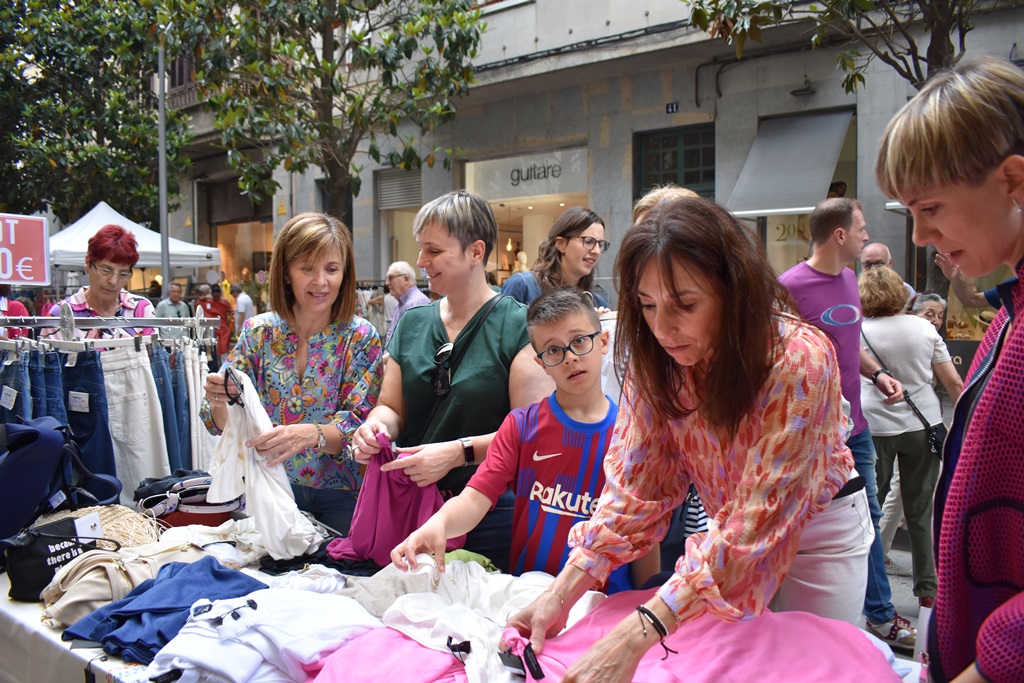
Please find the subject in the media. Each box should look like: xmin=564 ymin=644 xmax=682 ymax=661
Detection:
xmin=567 ymin=314 xmax=853 ymax=624
xmin=202 ymin=311 xmax=383 ymax=491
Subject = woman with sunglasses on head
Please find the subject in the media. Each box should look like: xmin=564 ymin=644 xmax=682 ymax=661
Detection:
xmin=203 ymin=213 xmax=383 ymax=536
xmin=351 ymin=190 xmax=553 ymax=572
xmin=48 ymin=224 xmax=155 ymax=338
xmin=876 ymin=56 xmax=1024 ymax=683
xmin=501 ymin=206 xmax=610 ymax=309
xmin=505 ymin=196 xmax=872 ymax=681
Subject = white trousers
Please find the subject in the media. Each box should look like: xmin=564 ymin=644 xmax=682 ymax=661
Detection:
xmin=101 ymin=347 xmax=171 ymax=505
xmin=770 ymin=488 xmax=873 ymax=626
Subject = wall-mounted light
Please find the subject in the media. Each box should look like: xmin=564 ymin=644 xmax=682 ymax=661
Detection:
xmin=506 ymin=237 xmax=513 ymax=251
xmin=527 ymin=206 xmax=534 ymax=210
xmin=559 ymin=202 xmax=565 ymax=207
xmin=790 ymin=78 xmax=816 ymax=97
xmin=277 ymin=201 xmax=287 ymax=215
xmin=184 ymin=214 xmax=193 ymax=228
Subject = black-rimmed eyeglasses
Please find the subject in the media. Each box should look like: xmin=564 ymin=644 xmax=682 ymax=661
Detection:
xmin=573 ymin=236 xmax=610 ymax=253
xmin=431 ymin=342 xmax=454 ymax=396
xmin=535 ymin=331 xmax=600 ymax=367
xmin=223 ymin=367 xmax=245 ymax=408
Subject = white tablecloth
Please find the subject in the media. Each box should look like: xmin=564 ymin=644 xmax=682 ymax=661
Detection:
xmin=0 ymin=573 xmax=148 ymax=683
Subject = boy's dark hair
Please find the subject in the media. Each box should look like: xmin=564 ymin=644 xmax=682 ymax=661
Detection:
xmin=526 ymin=286 xmax=601 ymax=350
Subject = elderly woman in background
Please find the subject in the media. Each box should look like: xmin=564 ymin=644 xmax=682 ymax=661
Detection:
xmin=507 ymin=196 xmax=871 ymax=681
xmin=203 ymin=213 xmax=383 ymax=535
xmin=352 ymin=190 xmax=552 ymax=572
xmin=858 ymin=267 xmax=963 ymax=613
xmin=877 ymin=291 xmax=952 ymax=575
xmin=501 ymin=206 xmax=610 ymax=309
xmin=50 ymin=224 xmax=155 ymax=338
xmin=876 ymin=55 xmax=1024 ymax=683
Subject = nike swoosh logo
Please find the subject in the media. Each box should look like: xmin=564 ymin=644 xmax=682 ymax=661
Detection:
xmin=532 ymin=451 xmax=562 ymax=462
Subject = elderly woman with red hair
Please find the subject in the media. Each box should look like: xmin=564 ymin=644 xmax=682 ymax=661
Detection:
xmin=49 ymin=223 xmax=155 ymax=338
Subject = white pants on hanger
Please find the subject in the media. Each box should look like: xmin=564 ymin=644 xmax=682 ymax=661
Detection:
xmin=101 ymin=346 xmax=172 ymax=505
xmin=196 ymin=347 xmax=219 ymax=470
xmin=183 ymin=339 xmax=201 ymax=469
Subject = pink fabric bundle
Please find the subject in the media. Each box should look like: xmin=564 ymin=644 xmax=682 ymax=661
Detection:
xmin=326 ymin=433 xmax=465 ymax=567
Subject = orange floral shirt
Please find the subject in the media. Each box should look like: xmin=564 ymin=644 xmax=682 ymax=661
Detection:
xmin=567 ymin=314 xmax=853 ymax=624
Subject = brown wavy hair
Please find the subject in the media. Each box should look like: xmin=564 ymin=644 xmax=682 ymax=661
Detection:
xmin=615 ymin=196 xmax=792 ymax=436
xmin=532 ymin=206 xmax=605 ymax=292
xmin=268 ymin=212 xmax=356 ymax=326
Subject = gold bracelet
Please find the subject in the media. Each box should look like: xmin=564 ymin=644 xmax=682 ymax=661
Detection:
xmin=542 ymin=587 xmax=564 ymax=606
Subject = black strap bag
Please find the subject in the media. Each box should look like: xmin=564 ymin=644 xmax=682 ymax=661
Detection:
xmin=0 ymin=416 xmax=123 ymax=540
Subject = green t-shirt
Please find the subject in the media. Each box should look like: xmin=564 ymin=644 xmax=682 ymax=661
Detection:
xmin=387 ymin=296 xmax=530 ymax=491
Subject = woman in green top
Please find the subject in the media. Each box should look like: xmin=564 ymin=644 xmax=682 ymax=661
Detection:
xmin=352 ymin=190 xmax=552 ymax=572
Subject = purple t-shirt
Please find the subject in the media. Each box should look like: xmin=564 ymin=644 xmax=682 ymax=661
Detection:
xmin=779 ymin=262 xmax=866 ymax=435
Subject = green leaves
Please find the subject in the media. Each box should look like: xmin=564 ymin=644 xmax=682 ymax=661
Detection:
xmin=683 ymin=0 xmax=974 ymax=92
xmin=1 ymin=0 xmax=190 ymax=223
xmin=170 ymin=0 xmax=483 ymax=211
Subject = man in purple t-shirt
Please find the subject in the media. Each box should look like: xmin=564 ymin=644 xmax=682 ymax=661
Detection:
xmin=779 ymin=198 xmax=914 ymax=648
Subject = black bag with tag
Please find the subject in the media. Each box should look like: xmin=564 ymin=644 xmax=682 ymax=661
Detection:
xmin=0 ymin=416 xmax=122 ymax=540
xmin=1 ymin=517 xmax=120 ymax=602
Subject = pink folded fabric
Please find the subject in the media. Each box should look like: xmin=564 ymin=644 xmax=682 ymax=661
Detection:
xmin=502 ymin=588 xmax=903 ymax=682
xmin=326 ymin=432 xmax=465 ymax=567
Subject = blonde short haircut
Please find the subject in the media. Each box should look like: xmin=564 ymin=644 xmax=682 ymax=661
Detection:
xmin=858 ymin=266 xmax=909 ymax=318
xmin=268 ymin=212 xmax=356 ymax=326
xmin=632 ymin=184 xmax=700 ymax=224
xmin=876 ymin=56 xmax=1024 ymax=199
xmin=413 ymin=190 xmax=497 ymax=262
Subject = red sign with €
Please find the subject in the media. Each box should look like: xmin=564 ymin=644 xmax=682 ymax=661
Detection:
xmin=0 ymin=213 xmax=50 ymax=285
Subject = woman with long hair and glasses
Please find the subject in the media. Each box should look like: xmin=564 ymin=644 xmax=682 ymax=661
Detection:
xmin=351 ymin=190 xmax=552 ymax=572
xmin=505 ymin=196 xmax=871 ymax=680
xmin=501 ymin=206 xmax=610 ymax=308
xmin=876 ymin=55 xmax=1024 ymax=683
xmin=203 ymin=213 xmax=383 ymax=535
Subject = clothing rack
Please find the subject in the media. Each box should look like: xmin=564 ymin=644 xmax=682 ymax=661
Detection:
xmin=0 ymin=300 xmax=220 ymax=342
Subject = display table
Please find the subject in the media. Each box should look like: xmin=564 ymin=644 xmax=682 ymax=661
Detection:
xmin=0 ymin=573 xmax=148 ymax=683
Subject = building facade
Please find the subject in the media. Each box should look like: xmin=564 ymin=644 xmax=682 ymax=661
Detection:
xmin=168 ymin=0 xmax=1024 ymax=309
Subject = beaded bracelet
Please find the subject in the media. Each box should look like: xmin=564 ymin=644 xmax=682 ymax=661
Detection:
xmin=636 ymin=605 xmax=678 ymax=660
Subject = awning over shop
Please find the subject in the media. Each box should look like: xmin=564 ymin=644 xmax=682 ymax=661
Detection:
xmin=726 ymin=111 xmax=853 ymax=218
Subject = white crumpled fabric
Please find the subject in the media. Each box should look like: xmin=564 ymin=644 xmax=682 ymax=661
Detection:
xmin=206 ymin=371 xmax=323 ymax=559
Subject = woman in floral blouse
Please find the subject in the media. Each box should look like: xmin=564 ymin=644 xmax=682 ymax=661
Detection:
xmin=506 ymin=196 xmax=871 ymax=681
xmin=204 ymin=213 xmax=383 ymax=535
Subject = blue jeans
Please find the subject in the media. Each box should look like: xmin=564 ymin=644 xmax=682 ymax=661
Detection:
xmin=464 ymin=489 xmax=515 ymax=574
xmin=169 ymin=349 xmax=192 ymax=469
xmin=43 ymin=350 xmax=68 ymax=424
xmin=60 ymin=350 xmax=117 ymax=498
xmin=848 ymin=427 xmax=895 ymax=624
xmin=291 ymin=484 xmax=357 ymax=537
xmin=149 ymin=343 xmax=184 ymax=472
xmin=27 ymin=349 xmax=46 ymax=419
xmin=0 ymin=349 xmax=31 ymax=424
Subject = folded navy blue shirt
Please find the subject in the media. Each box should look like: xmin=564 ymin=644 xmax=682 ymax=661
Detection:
xmin=64 ymin=555 xmax=266 ymax=664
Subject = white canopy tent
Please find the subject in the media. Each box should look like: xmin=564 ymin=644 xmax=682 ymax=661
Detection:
xmin=49 ymin=201 xmax=220 ymax=269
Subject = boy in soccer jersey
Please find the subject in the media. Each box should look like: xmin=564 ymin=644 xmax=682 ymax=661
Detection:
xmin=391 ymin=287 xmax=648 ymax=585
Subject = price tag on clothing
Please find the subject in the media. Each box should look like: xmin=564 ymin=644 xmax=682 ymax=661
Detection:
xmin=0 ymin=385 xmax=16 ymax=410
xmin=73 ymin=511 xmax=103 ymax=539
xmin=2 ymin=354 xmax=13 ymax=366
xmin=68 ymin=390 xmax=90 ymax=413
xmin=64 ymin=351 xmax=79 ymax=367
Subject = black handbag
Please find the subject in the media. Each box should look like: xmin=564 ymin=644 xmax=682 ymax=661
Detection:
xmin=1 ymin=517 xmax=120 ymax=602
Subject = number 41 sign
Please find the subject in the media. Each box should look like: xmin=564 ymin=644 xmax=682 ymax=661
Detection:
xmin=0 ymin=213 xmax=50 ymax=285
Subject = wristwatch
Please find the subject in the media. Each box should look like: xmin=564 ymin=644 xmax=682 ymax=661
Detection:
xmin=459 ymin=437 xmax=474 ymax=466
xmin=871 ymin=368 xmax=892 ymax=385
xmin=314 ymin=423 xmax=326 ymax=451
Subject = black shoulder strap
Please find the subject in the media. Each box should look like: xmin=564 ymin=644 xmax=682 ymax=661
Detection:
xmin=418 ymin=295 xmax=504 ymax=442
xmin=860 ymin=330 xmax=932 ymax=431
